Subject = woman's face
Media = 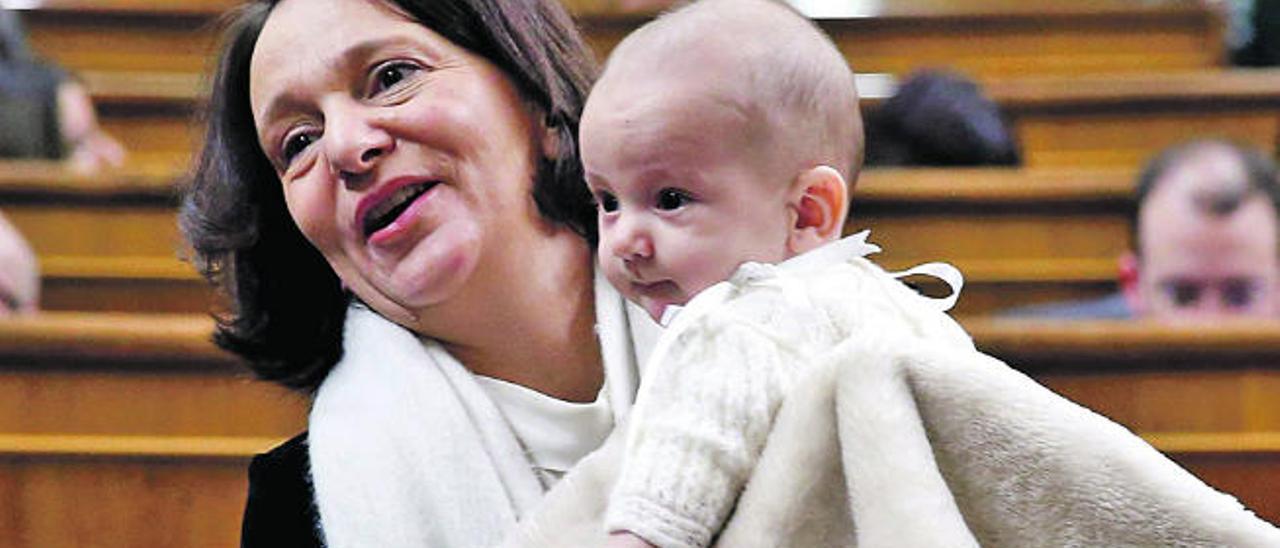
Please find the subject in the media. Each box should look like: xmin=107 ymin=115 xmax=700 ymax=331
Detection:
xmin=249 ymin=0 xmax=547 ymax=326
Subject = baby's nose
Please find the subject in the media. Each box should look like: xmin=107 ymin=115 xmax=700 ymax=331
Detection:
xmin=609 ymin=218 xmax=654 ymax=261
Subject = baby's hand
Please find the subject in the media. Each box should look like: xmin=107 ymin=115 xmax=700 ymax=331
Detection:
xmin=605 ymin=531 xmax=658 ymax=548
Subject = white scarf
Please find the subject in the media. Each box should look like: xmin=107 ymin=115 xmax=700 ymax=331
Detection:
xmin=308 ymin=272 xmax=660 ymax=548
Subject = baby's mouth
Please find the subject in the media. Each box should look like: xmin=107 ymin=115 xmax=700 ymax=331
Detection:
xmin=631 ymin=281 xmax=681 ymax=323
xmin=362 ymin=181 xmax=439 ymax=239
xmin=631 ymin=279 xmax=681 ymax=302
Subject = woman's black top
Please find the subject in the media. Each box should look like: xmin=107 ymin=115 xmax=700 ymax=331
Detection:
xmin=241 ymin=432 xmax=324 ymax=548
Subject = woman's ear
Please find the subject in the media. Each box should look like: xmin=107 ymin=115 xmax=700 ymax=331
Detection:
xmin=787 ymin=165 xmax=848 ymax=255
xmin=539 ymin=112 xmax=561 ymax=161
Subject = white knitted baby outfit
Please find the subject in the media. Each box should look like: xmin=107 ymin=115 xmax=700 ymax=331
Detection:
xmin=605 ymin=232 xmax=971 ymax=548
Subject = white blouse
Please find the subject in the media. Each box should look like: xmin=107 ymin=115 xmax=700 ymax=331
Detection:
xmin=476 ymin=373 xmax=616 ymax=486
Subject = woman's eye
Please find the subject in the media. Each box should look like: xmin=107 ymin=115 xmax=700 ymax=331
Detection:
xmin=281 ymin=131 xmax=317 ymax=167
xmin=596 ymin=191 xmax=619 ymax=213
xmin=656 ymin=188 xmax=692 ymax=210
xmin=369 ymin=62 xmax=420 ymax=96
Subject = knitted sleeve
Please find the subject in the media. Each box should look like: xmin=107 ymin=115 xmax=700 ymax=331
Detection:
xmin=605 ymin=308 xmax=809 ymax=548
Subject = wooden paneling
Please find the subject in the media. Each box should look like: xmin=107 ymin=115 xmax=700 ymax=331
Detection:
xmin=0 ymin=162 xmax=211 ymax=313
xmin=0 ymin=455 xmax=249 ymax=548
xmin=965 ymin=318 xmax=1280 ymax=523
xmin=1163 ymin=443 xmax=1280 ymax=526
xmin=577 ymin=0 xmax=1224 ymax=78
xmin=0 ymin=313 xmax=305 ymax=439
xmin=19 ymin=0 xmax=1222 ymax=81
xmin=3 ymin=162 xmax=1146 ymax=314
xmin=75 ymin=66 xmax=1280 ymax=172
xmin=7 ymin=204 xmax=181 ymax=258
xmin=860 ymin=70 xmax=1280 ymax=169
xmin=18 ymin=3 xmax=228 ymax=75
xmin=82 ymin=71 xmax=204 ymax=169
xmin=4 ymin=314 xmax=1280 ymax=544
xmin=40 ymin=274 xmax=211 ymax=314
xmin=855 ymin=167 xmax=1133 ymax=315
xmin=0 ymin=311 xmax=305 ymax=548
xmin=968 ymin=319 xmax=1280 ymax=438
xmin=18 ymin=0 xmax=1246 ymax=167
xmin=980 ymin=71 xmax=1280 ymax=167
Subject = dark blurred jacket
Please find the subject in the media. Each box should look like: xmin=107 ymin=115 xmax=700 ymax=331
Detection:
xmin=0 ymin=9 xmax=65 ymax=159
xmin=865 ymin=70 xmax=1020 ymax=167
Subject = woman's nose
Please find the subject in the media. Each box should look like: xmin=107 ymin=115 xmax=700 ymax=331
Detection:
xmin=324 ymin=103 xmax=394 ymax=188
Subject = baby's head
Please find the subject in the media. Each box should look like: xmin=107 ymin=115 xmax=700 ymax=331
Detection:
xmin=580 ymin=0 xmax=863 ymax=321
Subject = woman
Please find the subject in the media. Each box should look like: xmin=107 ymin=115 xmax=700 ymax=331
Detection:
xmin=180 ymin=0 xmax=660 ymax=545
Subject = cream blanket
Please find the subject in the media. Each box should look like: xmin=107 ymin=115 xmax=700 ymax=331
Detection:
xmin=510 ymin=315 xmax=1280 ymax=547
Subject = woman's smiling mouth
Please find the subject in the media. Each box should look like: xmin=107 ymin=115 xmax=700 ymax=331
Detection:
xmin=361 ymin=181 xmax=440 ymax=238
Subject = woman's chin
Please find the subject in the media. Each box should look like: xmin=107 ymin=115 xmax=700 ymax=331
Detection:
xmin=377 ymin=223 xmax=481 ymax=304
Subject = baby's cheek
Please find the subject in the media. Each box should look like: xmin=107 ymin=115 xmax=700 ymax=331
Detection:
xmin=599 ymin=260 xmax=630 ymax=296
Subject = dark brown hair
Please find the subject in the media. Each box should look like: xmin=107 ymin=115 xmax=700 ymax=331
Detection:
xmin=1130 ymin=139 xmax=1280 ymax=254
xmin=180 ymin=0 xmax=597 ymax=392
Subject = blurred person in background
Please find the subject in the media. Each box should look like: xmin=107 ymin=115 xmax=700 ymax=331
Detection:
xmin=1005 ymin=139 xmax=1280 ymax=320
xmin=0 ymin=8 xmax=124 ymax=172
xmin=0 ymin=7 xmax=132 ymax=317
xmin=1231 ymin=0 xmax=1280 ymax=66
xmin=1121 ymin=139 xmax=1280 ymax=320
xmin=864 ymin=69 xmax=1020 ymax=167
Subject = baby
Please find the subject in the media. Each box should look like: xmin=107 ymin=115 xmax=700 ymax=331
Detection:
xmin=579 ymin=1 xmax=970 ymax=546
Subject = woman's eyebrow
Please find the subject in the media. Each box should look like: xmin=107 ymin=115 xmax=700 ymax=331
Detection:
xmin=257 ymin=35 xmax=432 ymax=127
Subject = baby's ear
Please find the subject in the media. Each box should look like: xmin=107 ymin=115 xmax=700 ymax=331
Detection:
xmin=787 ymin=165 xmax=848 ymax=255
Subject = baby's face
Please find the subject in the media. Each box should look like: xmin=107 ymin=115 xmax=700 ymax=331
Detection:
xmin=581 ymin=80 xmax=795 ymax=321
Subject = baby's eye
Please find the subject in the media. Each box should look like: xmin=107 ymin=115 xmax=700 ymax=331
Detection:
xmin=368 ymin=61 xmax=421 ymax=97
xmin=595 ymin=191 xmax=619 ymax=213
xmin=280 ymin=131 xmax=318 ymax=168
xmin=655 ymin=188 xmax=692 ymax=211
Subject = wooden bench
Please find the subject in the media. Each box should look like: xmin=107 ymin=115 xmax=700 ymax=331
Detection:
xmin=5 ymin=161 xmax=1145 ymax=315
xmin=15 ymin=0 xmax=233 ymax=76
xmin=2 ymin=313 xmax=1276 ymax=545
xmin=0 ymin=311 xmax=304 ymax=548
xmin=977 ymin=70 xmax=1280 ymax=167
xmin=967 ymin=318 xmax=1280 ymax=524
xmin=19 ymin=0 xmax=1223 ymax=80
xmin=0 ymin=161 xmax=210 ymax=313
xmin=859 ymin=69 xmax=1280 ymax=168
xmin=73 ymin=66 xmax=1280 ymax=171
xmin=15 ymin=0 xmax=1247 ymax=168
xmin=575 ymin=0 xmax=1227 ymax=78
xmin=855 ymin=166 xmax=1133 ymax=315
xmin=78 ymin=71 xmax=201 ymax=170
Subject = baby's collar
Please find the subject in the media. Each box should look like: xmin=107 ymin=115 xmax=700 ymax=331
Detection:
xmin=657 ymin=231 xmax=881 ymax=327
xmin=777 ymin=230 xmax=881 ymax=273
